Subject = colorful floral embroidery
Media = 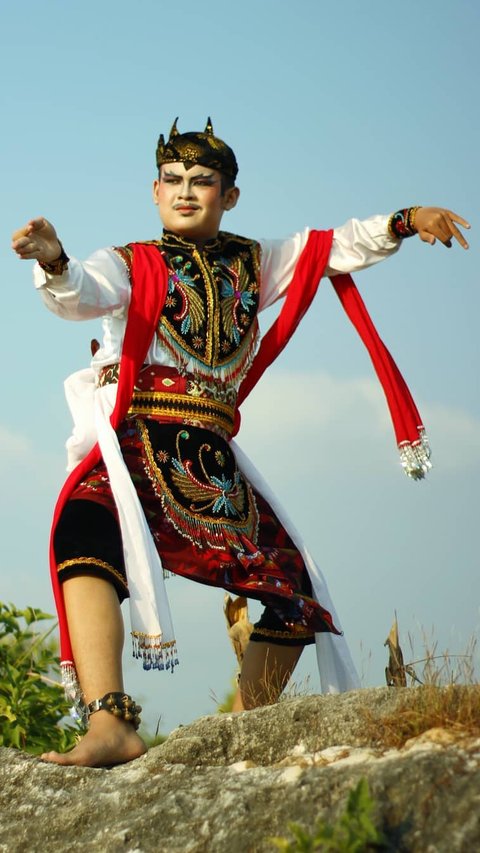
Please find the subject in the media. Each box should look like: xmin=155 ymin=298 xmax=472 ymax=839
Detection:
xmin=156 ymin=232 xmax=261 ymax=384
xmin=167 ymin=254 xmax=203 ymax=335
xmin=138 ymin=420 xmax=259 ymax=553
xmin=215 ymin=258 xmax=257 ymax=346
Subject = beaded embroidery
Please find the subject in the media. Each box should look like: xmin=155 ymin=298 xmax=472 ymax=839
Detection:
xmin=387 ymin=207 xmax=420 ymax=239
xmin=114 ymin=232 xmax=261 ymax=387
xmin=137 ymin=419 xmax=259 ymax=552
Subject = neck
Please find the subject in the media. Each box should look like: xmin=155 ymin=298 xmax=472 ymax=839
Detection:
xmin=161 ymin=229 xmax=221 ymax=249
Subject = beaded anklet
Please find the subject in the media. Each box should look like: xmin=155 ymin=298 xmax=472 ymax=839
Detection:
xmin=388 ymin=207 xmax=421 ymax=239
xmin=87 ymin=692 xmax=142 ymax=730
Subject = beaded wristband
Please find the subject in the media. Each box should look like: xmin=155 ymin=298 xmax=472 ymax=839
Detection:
xmin=387 ymin=207 xmax=421 ymax=240
xmin=39 ymin=241 xmax=70 ymax=275
xmin=87 ymin=692 xmax=142 ymax=729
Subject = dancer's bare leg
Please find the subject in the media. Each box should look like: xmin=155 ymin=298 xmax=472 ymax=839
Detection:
xmin=41 ymin=576 xmax=147 ymax=767
xmin=232 ymin=641 xmax=303 ymax=711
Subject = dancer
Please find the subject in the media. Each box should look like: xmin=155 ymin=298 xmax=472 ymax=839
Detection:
xmin=12 ymin=118 xmax=469 ymax=767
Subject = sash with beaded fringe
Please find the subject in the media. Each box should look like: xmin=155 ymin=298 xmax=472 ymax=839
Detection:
xmin=235 ymin=228 xmax=430 ymax=479
xmin=50 ymin=243 xmax=170 ymax=712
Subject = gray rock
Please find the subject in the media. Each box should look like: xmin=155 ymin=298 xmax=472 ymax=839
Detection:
xmin=0 ymin=688 xmax=479 ymax=852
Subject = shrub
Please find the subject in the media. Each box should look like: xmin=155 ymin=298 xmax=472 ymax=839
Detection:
xmin=271 ymin=778 xmax=387 ymax=852
xmin=0 ymin=602 xmax=82 ymax=754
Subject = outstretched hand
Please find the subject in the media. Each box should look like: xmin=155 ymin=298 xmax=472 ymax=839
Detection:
xmin=415 ymin=207 xmax=470 ymax=249
xmin=12 ymin=217 xmax=62 ymax=264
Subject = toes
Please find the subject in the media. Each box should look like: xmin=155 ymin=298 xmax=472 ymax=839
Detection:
xmin=40 ymin=751 xmax=65 ymax=765
xmin=41 ymin=751 xmax=69 ymax=764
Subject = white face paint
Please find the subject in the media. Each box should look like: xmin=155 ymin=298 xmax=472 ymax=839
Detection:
xmin=153 ymin=163 xmax=239 ymax=241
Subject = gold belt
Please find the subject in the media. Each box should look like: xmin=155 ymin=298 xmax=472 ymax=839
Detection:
xmin=128 ymin=390 xmax=235 ymax=436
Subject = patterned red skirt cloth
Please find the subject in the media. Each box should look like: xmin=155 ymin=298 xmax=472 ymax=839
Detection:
xmin=54 ymin=369 xmax=340 ymax=646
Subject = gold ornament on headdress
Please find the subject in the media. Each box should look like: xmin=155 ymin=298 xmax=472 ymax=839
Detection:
xmin=156 ymin=117 xmax=238 ymax=179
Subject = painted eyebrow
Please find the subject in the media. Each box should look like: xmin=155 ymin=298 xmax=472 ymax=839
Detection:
xmin=163 ymin=170 xmax=216 ymax=180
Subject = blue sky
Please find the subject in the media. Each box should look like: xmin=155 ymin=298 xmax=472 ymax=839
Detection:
xmin=1 ymin=0 xmax=479 ymax=733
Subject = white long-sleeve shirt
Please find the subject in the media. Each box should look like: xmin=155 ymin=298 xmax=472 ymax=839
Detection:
xmin=34 ymin=216 xmax=399 ymax=373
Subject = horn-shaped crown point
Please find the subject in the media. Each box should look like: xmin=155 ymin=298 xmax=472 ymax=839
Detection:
xmin=169 ymin=117 xmax=180 ymax=140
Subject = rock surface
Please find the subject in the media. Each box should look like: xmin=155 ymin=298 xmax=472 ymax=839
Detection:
xmin=1 ymin=688 xmax=479 ymax=852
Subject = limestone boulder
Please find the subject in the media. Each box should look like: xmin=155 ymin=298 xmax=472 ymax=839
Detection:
xmin=0 ymin=688 xmax=479 ymax=852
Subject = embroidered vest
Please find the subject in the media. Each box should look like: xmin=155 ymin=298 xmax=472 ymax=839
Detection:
xmin=115 ymin=231 xmax=261 ymax=390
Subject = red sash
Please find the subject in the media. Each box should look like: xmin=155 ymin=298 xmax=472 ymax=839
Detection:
xmin=235 ymin=229 xmax=427 ymax=467
xmin=50 ymin=244 xmax=168 ymax=662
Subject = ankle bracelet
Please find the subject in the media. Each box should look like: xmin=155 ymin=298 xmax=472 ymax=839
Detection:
xmin=87 ymin=692 xmax=142 ymax=730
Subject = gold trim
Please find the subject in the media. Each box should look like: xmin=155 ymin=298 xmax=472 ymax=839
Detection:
xmin=193 ymin=246 xmax=216 ymax=365
xmin=130 ymin=404 xmax=232 ymax=434
xmin=112 ymin=245 xmax=133 ymax=278
xmin=251 ymin=626 xmax=315 ymax=640
xmin=57 ymin=557 xmax=128 ymax=589
xmin=128 ymin=389 xmax=235 ymax=434
xmin=131 ymin=389 xmax=234 ymax=416
xmin=131 ymin=632 xmax=177 ymax=648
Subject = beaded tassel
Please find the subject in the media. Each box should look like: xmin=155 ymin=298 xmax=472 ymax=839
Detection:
xmin=61 ymin=660 xmax=88 ymax=727
xmin=398 ymin=429 xmax=432 ymax=480
xmin=131 ymin=634 xmax=179 ymax=672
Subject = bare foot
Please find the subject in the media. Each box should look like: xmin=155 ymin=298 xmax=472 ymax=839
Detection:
xmin=41 ymin=711 xmax=147 ymax=768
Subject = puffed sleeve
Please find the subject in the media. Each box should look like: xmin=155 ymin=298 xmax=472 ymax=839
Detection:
xmin=259 ymin=215 xmax=400 ymax=311
xmin=33 ymin=247 xmax=131 ymax=321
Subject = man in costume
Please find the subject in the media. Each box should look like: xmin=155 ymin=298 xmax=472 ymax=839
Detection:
xmin=12 ymin=119 xmax=470 ymax=767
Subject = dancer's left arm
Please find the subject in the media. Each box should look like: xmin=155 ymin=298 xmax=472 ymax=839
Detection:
xmin=414 ymin=207 xmax=470 ymax=249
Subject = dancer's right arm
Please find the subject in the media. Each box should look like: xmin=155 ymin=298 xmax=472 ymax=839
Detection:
xmin=12 ymin=217 xmax=131 ymax=320
xmin=12 ymin=216 xmax=62 ymax=264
